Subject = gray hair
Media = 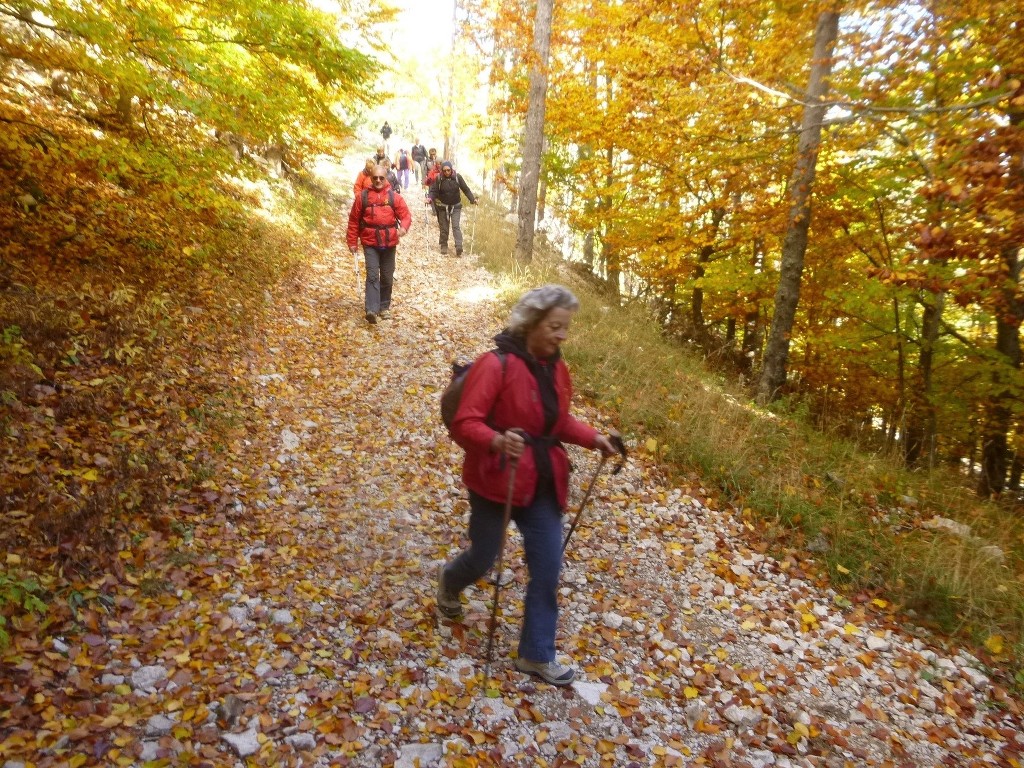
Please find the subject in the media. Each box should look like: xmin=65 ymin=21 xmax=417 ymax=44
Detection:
xmin=507 ymin=284 xmax=580 ymax=336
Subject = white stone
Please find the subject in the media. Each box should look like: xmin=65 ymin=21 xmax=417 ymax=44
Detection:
xmin=961 ymin=667 xmax=990 ymax=690
xmin=724 ymin=705 xmax=761 ymax=728
xmin=602 ymin=612 xmax=625 ymax=629
xmin=395 ymin=742 xmax=443 ymax=767
xmin=131 ymin=665 xmax=167 ymax=692
xmin=145 ymin=714 xmax=175 ymax=736
xmin=285 ymin=732 xmax=317 ymax=750
xmin=222 ymin=726 xmax=261 ymax=758
xmin=280 ymin=428 xmax=301 ymax=451
xmin=138 ymin=741 xmax=160 ymax=762
xmin=271 ymin=609 xmax=294 ymax=625
xmin=574 ymin=681 xmax=608 ymax=706
xmin=866 ymin=635 xmax=891 ymax=652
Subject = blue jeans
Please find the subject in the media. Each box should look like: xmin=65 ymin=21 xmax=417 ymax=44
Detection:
xmin=443 ymin=488 xmax=564 ymax=662
xmin=363 ymin=245 xmax=395 ymax=314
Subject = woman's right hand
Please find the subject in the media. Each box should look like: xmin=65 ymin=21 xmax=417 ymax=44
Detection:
xmin=492 ymin=429 xmax=526 ymax=460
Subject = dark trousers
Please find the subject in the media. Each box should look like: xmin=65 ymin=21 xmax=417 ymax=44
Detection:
xmin=444 ymin=488 xmax=564 ymax=663
xmin=363 ymin=245 xmax=395 ymax=314
xmin=436 ymin=203 xmax=463 ymax=250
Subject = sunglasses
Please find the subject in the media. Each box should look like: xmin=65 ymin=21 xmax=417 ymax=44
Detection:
xmin=371 ymin=175 xmax=386 ymax=181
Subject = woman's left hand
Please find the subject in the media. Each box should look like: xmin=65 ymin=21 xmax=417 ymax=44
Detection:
xmin=593 ymin=434 xmax=616 ymax=456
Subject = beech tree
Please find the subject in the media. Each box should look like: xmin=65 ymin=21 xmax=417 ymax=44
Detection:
xmin=757 ymin=8 xmax=842 ymax=404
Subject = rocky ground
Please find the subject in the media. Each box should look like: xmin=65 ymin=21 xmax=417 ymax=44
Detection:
xmin=2 ymin=195 xmax=1023 ymax=768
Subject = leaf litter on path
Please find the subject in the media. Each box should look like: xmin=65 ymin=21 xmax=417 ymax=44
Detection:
xmin=1 ymin=211 xmax=1022 ymax=767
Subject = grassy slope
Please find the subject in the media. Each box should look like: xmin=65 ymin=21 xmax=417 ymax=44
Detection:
xmin=472 ymin=201 xmax=1024 ymax=687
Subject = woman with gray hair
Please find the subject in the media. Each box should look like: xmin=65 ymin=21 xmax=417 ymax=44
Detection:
xmin=439 ymin=284 xmax=616 ymax=686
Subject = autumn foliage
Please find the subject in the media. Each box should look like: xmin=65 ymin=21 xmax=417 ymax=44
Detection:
xmin=472 ymin=0 xmax=1024 ymax=495
xmin=0 ymin=0 xmax=380 ymax=620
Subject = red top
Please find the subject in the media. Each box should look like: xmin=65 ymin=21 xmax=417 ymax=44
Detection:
xmin=347 ymin=186 xmax=412 ymax=250
xmin=450 ymin=350 xmax=598 ymax=509
xmin=353 ymin=170 xmax=374 ymax=197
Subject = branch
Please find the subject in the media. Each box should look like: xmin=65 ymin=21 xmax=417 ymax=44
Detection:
xmin=724 ymin=68 xmax=1015 ymax=117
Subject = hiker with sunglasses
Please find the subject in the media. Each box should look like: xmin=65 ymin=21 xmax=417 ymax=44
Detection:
xmin=437 ymin=285 xmax=617 ymax=686
xmin=346 ymin=166 xmax=412 ymax=324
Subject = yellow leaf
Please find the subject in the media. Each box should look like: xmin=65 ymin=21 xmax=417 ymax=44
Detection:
xmin=683 ymin=686 xmax=699 ymax=699
xmin=836 ymin=564 xmax=850 ymax=575
xmin=801 ymin=613 xmax=817 ymax=625
xmin=871 ymin=598 xmax=888 ymax=608
xmin=174 ymin=651 xmax=190 ymax=664
xmin=843 ymin=623 xmax=861 ymax=635
xmin=69 ymin=755 xmax=88 ymax=768
xmin=645 ymin=438 xmax=658 ymax=453
xmin=984 ymin=634 xmax=1005 ymax=655
xmin=740 ymin=620 xmax=756 ymax=630
xmin=6 ymin=553 xmax=21 ymax=565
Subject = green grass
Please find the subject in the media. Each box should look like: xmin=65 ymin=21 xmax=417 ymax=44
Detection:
xmin=469 ymin=198 xmax=1024 ymax=685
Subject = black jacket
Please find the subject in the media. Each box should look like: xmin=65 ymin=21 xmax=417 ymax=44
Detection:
xmin=429 ymin=171 xmax=476 ymax=206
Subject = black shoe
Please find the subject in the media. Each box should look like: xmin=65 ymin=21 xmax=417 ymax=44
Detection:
xmin=365 ymin=312 xmax=377 ymax=324
xmin=455 ymin=249 xmax=463 ymax=257
xmin=438 ymin=245 xmax=447 ymax=254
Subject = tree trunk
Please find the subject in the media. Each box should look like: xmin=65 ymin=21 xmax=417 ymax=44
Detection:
xmin=756 ymin=9 xmax=841 ymax=404
xmin=514 ymin=0 xmax=554 ymax=263
xmin=904 ymin=291 xmax=944 ymax=465
xmin=977 ymin=242 xmax=1023 ymax=496
xmin=691 ymin=207 xmax=726 ymax=342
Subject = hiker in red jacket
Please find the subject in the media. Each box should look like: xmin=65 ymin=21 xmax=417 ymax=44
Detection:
xmin=437 ymin=285 xmax=617 ymax=686
xmin=346 ymin=166 xmax=412 ymax=324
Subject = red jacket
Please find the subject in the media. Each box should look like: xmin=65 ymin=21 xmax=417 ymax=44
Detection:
xmin=353 ymin=169 xmax=373 ymax=197
xmin=451 ymin=350 xmax=598 ymax=509
xmin=347 ymin=186 xmax=412 ymax=250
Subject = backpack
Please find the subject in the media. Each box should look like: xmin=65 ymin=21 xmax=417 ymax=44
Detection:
xmin=399 ymin=150 xmax=409 ymax=170
xmin=440 ymin=351 xmax=507 ymax=431
xmin=360 ymin=188 xmax=396 ymax=223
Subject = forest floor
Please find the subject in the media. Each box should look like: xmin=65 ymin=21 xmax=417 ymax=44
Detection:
xmin=2 ymin=189 xmax=1024 ymax=768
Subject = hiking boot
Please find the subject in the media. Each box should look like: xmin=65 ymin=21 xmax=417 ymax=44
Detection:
xmin=436 ymin=563 xmax=463 ymax=619
xmin=438 ymin=244 xmax=448 ymax=254
xmin=365 ymin=312 xmax=377 ymax=325
xmin=455 ymin=248 xmax=463 ymax=257
xmin=378 ymin=309 xmax=391 ymax=320
xmin=514 ymin=657 xmax=576 ymax=686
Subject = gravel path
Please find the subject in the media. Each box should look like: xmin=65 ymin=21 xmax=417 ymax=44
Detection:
xmin=2 ymin=196 xmax=1022 ymax=768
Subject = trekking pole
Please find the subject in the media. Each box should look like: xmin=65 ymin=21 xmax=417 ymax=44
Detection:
xmin=468 ymin=205 xmax=477 ymax=257
xmin=561 ymin=434 xmax=628 ymax=554
xmin=351 ymin=247 xmax=360 ymax=293
xmin=483 ymin=454 xmax=519 ymax=687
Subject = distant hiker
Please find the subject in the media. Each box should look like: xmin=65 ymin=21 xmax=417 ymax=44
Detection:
xmin=380 ymin=121 xmax=392 ymax=141
xmin=374 ymin=145 xmax=388 ymax=164
xmin=346 ymin=165 xmax=412 ymax=324
xmin=422 ymin=158 xmax=442 ymax=190
xmin=393 ymin=148 xmax=412 ymax=190
xmin=352 ymin=157 xmax=376 ymax=197
xmin=410 ymin=139 xmax=427 ymax=184
xmin=437 ymin=284 xmax=617 ymax=686
xmin=381 ymin=158 xmax=402 ymax=195
xmin=428 ymin=161 xmax=477 ymax=256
